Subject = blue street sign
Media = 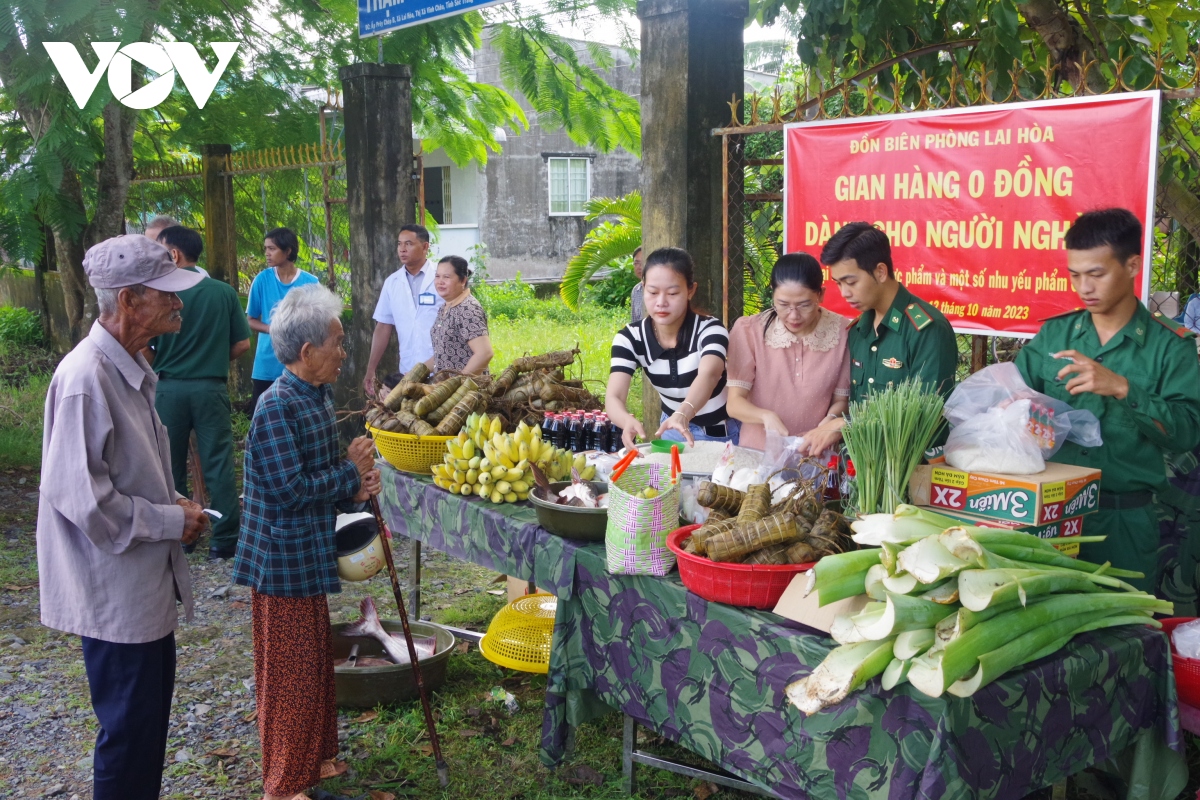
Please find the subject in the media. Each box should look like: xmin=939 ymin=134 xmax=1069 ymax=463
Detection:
xmin=358 ymin=0 xmax=509 ymax=37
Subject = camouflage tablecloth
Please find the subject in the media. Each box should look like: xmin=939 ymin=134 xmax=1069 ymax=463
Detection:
xmin=1158 ymin=448 xmax=1200 ymax=615
xmin=378 ymin=466 xmax=1186 ymax=800
xmin=377 ymin=464 xmax=584 ymax=599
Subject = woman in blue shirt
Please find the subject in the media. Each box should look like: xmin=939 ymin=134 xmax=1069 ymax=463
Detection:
xmin=247 ymin=227 xmax=319 ymax=411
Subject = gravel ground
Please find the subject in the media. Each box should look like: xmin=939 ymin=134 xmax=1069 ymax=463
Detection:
xmin=0 ymin=466 xmax=489 ymax=800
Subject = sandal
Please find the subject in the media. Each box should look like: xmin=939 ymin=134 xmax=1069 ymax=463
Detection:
xmin=319 ymin=759 xmax=348 ymax=779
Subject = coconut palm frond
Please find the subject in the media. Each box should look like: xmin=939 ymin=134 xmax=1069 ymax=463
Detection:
xmin=584 ymin=191 xmax=641 ymax=225
xmin=560 ymin=220 xmax=643 ymax=310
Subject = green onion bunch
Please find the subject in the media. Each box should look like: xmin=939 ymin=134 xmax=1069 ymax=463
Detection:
xmin=842 ymin=379 xmax=945 ymax=515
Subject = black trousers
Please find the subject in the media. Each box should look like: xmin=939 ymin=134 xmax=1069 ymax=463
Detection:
xmin=82 ymin=632 xmax=176 ymax=800
xmin=250 ymin=378 xmax=275 ymax=414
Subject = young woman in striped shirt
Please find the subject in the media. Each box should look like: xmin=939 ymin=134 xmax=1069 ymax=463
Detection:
xmin=605 ymin=247 xmax=737 ymax=450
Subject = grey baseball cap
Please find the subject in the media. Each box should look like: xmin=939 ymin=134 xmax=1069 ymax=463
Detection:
xmin=83 ymin=235 xmax=205 ymax=293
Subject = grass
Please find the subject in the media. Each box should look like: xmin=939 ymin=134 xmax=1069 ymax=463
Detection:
xmin=0 ymin=372 xmax=49 ymax=469
xmin=0 ymin=337 xmax=54 ymax=469
xmin=320 ymin=657 xmax=762 ymax=800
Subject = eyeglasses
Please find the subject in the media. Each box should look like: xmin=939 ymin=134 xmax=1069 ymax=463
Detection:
xmin=773 ymin=301 xmax=815 ymax=317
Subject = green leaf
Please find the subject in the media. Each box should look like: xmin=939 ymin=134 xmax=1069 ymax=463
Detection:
xmin=1170 ymin=23 xmax=1190 ymax=60
xmin=992 ymin=0 xmax=1019 ymax=43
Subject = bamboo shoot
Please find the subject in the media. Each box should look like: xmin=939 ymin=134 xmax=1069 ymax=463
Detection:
xmin=785 ymin=637 xmax=896 ymax=715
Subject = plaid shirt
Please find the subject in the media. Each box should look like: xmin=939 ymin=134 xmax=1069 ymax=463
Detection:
xmin=232 ymin=369 xmax=361 ymax=597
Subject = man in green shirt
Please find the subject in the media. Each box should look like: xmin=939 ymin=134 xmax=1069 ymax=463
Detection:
xmin=821 ymin=222 xmax=959 ymax=403
xmin=149 ymin=226 xmax=252 ymax=559
xmin=1015 ymin=208 xmax=1200 ymax=591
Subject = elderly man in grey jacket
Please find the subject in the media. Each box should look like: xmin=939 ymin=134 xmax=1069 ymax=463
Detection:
xmin=37 ymin=235 xmax=210 ymax=800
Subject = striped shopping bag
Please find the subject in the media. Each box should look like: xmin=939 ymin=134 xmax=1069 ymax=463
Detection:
xmin=605 ymin=462 xmax=679 ymax=576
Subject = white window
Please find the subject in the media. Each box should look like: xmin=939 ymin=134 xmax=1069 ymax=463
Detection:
xmin=548 ymin=157 xmax=590 ymax=215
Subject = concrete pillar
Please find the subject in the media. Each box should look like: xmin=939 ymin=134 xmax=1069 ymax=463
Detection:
xmin=200 ymin=144 xmax=252 ymax=400
xmin=337 ymin=63 xmax=415 ymax=413
xmin=200 ymin=144 xmax=237 ymax=289
xmin=637 ymin=0 xmax=746 ymax=429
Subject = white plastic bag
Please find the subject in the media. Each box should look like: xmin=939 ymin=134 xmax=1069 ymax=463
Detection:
xmin=943 ymin=362 xmax=1102 ymax=457
xmin=944 ymin=398 xmax=1045 ymax=474
xmin=1174 ymin=619 xmax=1200 ymax=659
xmin=711 ymin=442 xmax=765 ymax=487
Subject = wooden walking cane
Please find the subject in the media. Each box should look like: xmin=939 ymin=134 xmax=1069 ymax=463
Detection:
xmin=368 ymin=493 xmax=450 ymax=787
xmin=188 ymin=433 xmax=208 ymax=507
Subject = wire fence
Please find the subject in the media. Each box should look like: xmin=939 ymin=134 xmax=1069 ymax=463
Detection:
xmin=229 ymin=165 xmax=351 ymax=303
xmin=129 ymin=142 xmax=352 ymax=303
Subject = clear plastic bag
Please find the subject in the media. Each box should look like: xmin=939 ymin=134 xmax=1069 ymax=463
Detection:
xmin=944 ymin=398 xmax=1046 ymax=474
xmin=678 ymin=480 xmax=708 ymax=524
xmin=943 ymin=362 xmax=1102 ymax=457
xmin=751 ymin=430 xmax=806 ymax=482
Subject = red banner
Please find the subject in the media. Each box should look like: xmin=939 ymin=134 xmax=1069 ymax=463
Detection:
xmin=783 ymin=92 xmax=1160 ymax=336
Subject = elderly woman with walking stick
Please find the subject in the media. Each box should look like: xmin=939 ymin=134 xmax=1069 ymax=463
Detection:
xmin=232 ymin=284 xmax=382 ymax=800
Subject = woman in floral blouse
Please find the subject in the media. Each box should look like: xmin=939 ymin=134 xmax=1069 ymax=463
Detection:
xmin=726 ymin=252 xmax=851 ymax=455
xmin=429 ymin=255 xmax=493 ymax=375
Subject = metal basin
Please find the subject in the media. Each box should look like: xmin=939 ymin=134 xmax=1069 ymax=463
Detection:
xmin=331 ymin=619 xmax=456 ymax=708
xmin=528 ymin=480 xmax=609 ymax=541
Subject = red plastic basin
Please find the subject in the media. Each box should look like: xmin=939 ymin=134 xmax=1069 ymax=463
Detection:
xmin=666 ymin=524 xmax=816 ymax=610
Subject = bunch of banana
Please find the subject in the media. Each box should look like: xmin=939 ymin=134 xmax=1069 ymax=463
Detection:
xmin=431 ymin=413 xmax=596 ymax=503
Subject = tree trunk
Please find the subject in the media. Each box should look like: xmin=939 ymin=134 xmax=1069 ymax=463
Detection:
xmin=52 ymin=228 xmax=91 ymax=344
xmin=35 ymin=223 xmax=54 ymax=345
xmin=44 ymin=101 xmax=141 ymax=344
xmin=1018 ymin=0 xmax=1109 ymax=93
xmin=88 ymin=101 xmax=139 ymax=244
xmin=1163 ymin=176 xmax=1200 ymax=245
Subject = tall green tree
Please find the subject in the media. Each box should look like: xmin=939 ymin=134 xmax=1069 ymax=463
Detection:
xmin=0 ymin=0 xmax=639 ymax=342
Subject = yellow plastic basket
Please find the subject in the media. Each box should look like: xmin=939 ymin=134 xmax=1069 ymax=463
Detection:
xmin=478 ymin=593 xmax=557 ymax=674
xmin=367 ymin=425 xmax=453 ymax=474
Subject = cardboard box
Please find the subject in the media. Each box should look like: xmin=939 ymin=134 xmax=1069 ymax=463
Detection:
xmin=771 ymin=574 xmax=871 ymax=635
xmin=506 ymin=575 xmax=536 ymax=603
xmin=909 ymin=462 xmax=1101 ymax=526
xmin=917 ymin=505 xmax=1085 ymax=557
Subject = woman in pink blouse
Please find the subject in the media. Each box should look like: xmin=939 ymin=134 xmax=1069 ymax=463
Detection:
xmin=726 ymin=253 xmax=851 ymax=455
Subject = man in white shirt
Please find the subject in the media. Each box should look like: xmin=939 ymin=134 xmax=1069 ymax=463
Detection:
xmin=363 ymin=224 xmax=445 ymax=396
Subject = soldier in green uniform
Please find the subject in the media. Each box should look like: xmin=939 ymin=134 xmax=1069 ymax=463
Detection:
xmin=1015 ymin=208 xmax=1200 ymax=591
xmin=820 ymin=222 xmax=959 ymax=403
xmin=148 ymin=226 xmax=252 ymax=560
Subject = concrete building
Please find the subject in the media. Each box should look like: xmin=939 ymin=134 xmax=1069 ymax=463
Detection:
xmin=423 ymin=27 xmax=771 ymax=281
xmin=421 ymin=28 xmax=640 ymax=280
